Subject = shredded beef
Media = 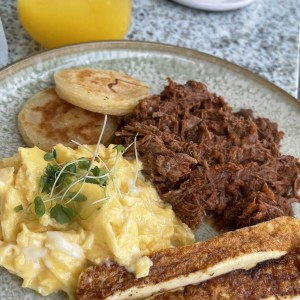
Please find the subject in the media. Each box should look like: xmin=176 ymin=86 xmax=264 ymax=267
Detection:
xmin=116 ymin=79 xmax=300 ymax=230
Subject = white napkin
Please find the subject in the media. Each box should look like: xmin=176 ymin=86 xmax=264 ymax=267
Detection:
xmin=0 ymin=17 xmax=8 ymax=69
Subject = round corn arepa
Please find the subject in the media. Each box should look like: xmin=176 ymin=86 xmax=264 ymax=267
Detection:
xmin=18 ymin=88 xmax=118 ymax=152
xmin=54 ymin=68 xmax=149 ymax=116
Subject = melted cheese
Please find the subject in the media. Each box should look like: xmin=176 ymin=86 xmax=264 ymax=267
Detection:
xmin=110 ymin=251 xmax=286 ymax=300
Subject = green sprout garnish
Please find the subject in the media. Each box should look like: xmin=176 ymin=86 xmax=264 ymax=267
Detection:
xmin=14 ymin=204 xmax=23 ymax=212
xmin=66 ymin=192 xmax=87 ymax=202
xmin=43 ymin=149 xmax=57 ymax=161
xmin=14 ymin=114 xmax=140 ymax=225
xmin=34 ymin=196 xmax=45 ymax=218
xmin=50 ymin=204 xmax=74 ymax=224
xmin=78 ymin=157 xmax=91 ymax=170
xmin=113 ymin=144 xmax=126 ymax=153
xmin=31 ymin=151 xmax=108 ymax=223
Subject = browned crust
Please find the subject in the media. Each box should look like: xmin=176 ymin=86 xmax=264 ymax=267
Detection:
xmin=151 ymin=248 xmax=300 ymax=300
xmin=18 ymin=88 xmax=118 ymax=151
xmin=76 ymin=217 xmax=300 ymax=300
xmin=59 ymin=68 xmax=148 ymax=97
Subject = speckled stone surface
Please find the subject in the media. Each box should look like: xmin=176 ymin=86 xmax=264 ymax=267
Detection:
xmin=1 ymin=41 xmax=300 ymax=300
xmin=0 ymin=0 xmax=299 ymax=96
xmin=0 ymin=2 xmax=300 ymax=299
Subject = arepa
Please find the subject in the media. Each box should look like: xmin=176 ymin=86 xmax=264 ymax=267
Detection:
xmin=54 ymin=68 xmax=149 ymax=116
xmin=18 ymin=88 xmax=118 ymax=152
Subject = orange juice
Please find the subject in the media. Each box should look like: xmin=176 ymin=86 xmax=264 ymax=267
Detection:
xmin=17 ymin=0 xmax=132 ymax=48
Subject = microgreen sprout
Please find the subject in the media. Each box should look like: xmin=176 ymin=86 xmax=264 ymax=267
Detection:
xmin=111 ymin=143 xmax=127 ymax=198
xmin=113 ymin=144 xmax=126 ymax=153
xmin=14 ymin=204 xmax=23 ymax=212
xmin=15 ymin=113 xmax=140 ymax=224
xmin=43 ymin=149 xmax=57 ymax=162
xmin=70 ymin=141 xmax=110 ymax=173
xmin=34 ymin=196 xmax=45 ymax=218
xmin=123 ymin=134 xmax=139 ymax=199
xmin=50 ymin=204 xmax=73 ymax=224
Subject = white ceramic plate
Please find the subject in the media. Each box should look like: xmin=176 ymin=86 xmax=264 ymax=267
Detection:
xmin=172 ymin=0 xmax=256 ymax=11
xmin=0 ymin=41 xmax=300 ymax=299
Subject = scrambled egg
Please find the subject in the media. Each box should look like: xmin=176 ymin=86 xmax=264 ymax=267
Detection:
xmin=0 ymin=144 xmax=194 ymax=297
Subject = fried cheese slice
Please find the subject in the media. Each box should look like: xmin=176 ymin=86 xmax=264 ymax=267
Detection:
xmin=76 ymin=216 xmax=300 ymax=300
xmin=149 ymin=248 xmax=300 ymax=300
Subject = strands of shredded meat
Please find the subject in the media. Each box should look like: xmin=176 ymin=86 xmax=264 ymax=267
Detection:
xmin=116 ymin=79 xmax=300 ymax=230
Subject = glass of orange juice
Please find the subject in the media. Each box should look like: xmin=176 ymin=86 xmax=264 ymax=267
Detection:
xmin=17 ymin=0 xmax=132 ymax=49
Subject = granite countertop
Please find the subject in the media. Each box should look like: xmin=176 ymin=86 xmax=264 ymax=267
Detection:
xmin=0 ymin=0 xmax=299 ymax=96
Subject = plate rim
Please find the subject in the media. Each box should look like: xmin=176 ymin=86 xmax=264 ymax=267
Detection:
xmin=0 ymin=40 xmax=299 ymax=109
xmin=0 ymin=39 xmax=300 ymax=298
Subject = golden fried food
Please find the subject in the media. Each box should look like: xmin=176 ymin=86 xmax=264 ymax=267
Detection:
xmin=76 ymin=217 xmax=300 ymax=300
xmin=54 ymin=68 xmax=149 ymax=115
xmin=18 ymin=88 xmax=118 ymax=151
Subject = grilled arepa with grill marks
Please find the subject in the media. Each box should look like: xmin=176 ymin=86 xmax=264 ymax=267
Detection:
xmin=76 ymin=217 xmax=300 ymax=300
xmin=18 ymin=88 xmax=118 ymax=152
xmin=54 ymin=68 xmax=149 ymax=116
xmin=149 ymin=248 xmax=300 ymax=300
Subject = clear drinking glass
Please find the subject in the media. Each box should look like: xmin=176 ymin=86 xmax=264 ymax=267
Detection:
xmin=17 ymin=0 xmax=132 ymax=48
